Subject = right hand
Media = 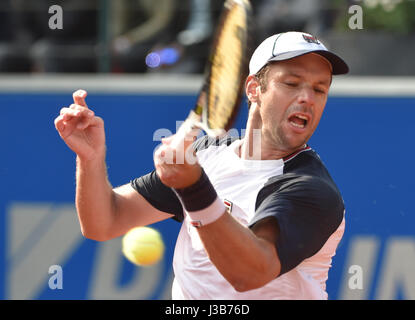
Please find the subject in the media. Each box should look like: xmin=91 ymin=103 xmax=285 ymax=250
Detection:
xmin=54 ymin=89 xmax=106 ymax=161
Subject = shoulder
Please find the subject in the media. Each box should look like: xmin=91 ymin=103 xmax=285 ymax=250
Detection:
xmin=256 ymin=147 xmax=344 ymax=223
xmin=258 ymin=174 xmax=344 ymax=214
xmin=264 ymin=147 xmax=341 ymax=200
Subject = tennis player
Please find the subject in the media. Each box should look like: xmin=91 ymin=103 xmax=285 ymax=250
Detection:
xmin=55 ymin=31 xmax=349 ymax=299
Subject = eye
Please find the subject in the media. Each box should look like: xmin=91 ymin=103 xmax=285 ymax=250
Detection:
xmin=314 ymin=87 xmax=327 ymax=94
xmin=284 ymin=82 xmax=298 ymax=87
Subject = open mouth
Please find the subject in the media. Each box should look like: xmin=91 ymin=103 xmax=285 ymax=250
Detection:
xmin=288 ymin=114 xmax=309 ymax=129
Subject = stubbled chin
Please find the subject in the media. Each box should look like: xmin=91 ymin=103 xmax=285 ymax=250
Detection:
xmin=277 ymin=122 xmax=310 ymax=150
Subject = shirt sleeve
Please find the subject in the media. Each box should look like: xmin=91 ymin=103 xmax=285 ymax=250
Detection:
xmin=130 ymin=170 xmax=184 ymax=222
xmin=249 ymin=175 xmax=345 ymax=275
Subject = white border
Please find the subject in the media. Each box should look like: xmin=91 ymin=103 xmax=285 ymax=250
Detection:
xmin=330 ymin=76 xmax=415 ymax=97
xmin=0 ymin=74 xmax=414 ymax=96
xmin=0 ymin=74 xmax=203 ymax=94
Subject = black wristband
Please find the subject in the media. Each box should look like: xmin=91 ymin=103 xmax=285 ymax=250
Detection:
xmin=174 ymin=169 xmax=217 ymax=212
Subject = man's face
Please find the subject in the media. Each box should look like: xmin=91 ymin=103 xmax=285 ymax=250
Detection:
xmin=254 ymin=53 xmax=332 ymax=154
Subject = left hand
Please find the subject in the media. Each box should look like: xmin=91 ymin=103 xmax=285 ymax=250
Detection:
xmin=154 ymin=134 xmax=202 ymax=189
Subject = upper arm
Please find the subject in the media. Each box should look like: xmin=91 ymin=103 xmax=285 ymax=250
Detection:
xmin=250 ymin=216 xmax=282 ymax=277
xmin=130 ymin=170 xmax=184 ymax=222
xmin=250 ymin=215 xmax=280 ymax=248
xmin=249 ymin=177 xmax=344 ymax=275
xmin=111 ymin=183 xmax=174 ymax=237
xmin=106 ymin=170 xmax=184 ymax=239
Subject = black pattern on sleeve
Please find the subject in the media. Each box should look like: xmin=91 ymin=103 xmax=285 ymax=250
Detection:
xmin=249 ymin=150 xmax=345 ymax=275
xmin=130 ymin=170 xmax=184 ymax=222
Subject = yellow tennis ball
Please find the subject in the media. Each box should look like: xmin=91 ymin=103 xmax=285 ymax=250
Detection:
xmin=122 ymin=226 xmax=165 ymax=266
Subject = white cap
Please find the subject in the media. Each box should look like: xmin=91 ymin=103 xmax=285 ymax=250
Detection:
xmin=249 ymin=31 xmax=349 ymax=75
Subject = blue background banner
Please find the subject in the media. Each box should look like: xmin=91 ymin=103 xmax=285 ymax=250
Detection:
xmin=1 ymin=90 xmax=414 ymax=299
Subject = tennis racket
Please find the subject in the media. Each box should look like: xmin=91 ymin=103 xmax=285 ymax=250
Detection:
xmin=170 ymin=0 xmax=253 ymax=151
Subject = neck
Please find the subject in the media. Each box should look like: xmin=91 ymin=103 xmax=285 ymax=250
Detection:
xmin=240 ymin=104 xmax=262 ymax=160
xmin=240 ymin=103 xmax=306 ymax=161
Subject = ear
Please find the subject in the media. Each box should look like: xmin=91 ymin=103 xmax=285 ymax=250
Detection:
xmin=245 ymin=75 xmax=261 ymax=106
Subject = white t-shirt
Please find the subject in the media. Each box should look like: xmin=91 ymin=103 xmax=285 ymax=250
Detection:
xmin=132 ymin=137 xmax=345 ymax=300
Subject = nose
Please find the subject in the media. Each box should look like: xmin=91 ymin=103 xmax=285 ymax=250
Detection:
xmin=297 ymin=86 xmax=315 ymax=107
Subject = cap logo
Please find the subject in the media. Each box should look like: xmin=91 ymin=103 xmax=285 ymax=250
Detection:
xmin=302 ymin=34 xmax=320 ymax=45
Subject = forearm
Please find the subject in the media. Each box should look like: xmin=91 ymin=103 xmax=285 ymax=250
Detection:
xmin=170 ymin=166 xmax=281 ymax=291
xmin=196 ymin=212 xmax=281 ymax=292
xmin=75 ymin=154 xmax=116 ymax=241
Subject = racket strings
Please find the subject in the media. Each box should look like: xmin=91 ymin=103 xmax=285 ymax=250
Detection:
xmin=208 ymin=2 xmax=248 ymax=130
